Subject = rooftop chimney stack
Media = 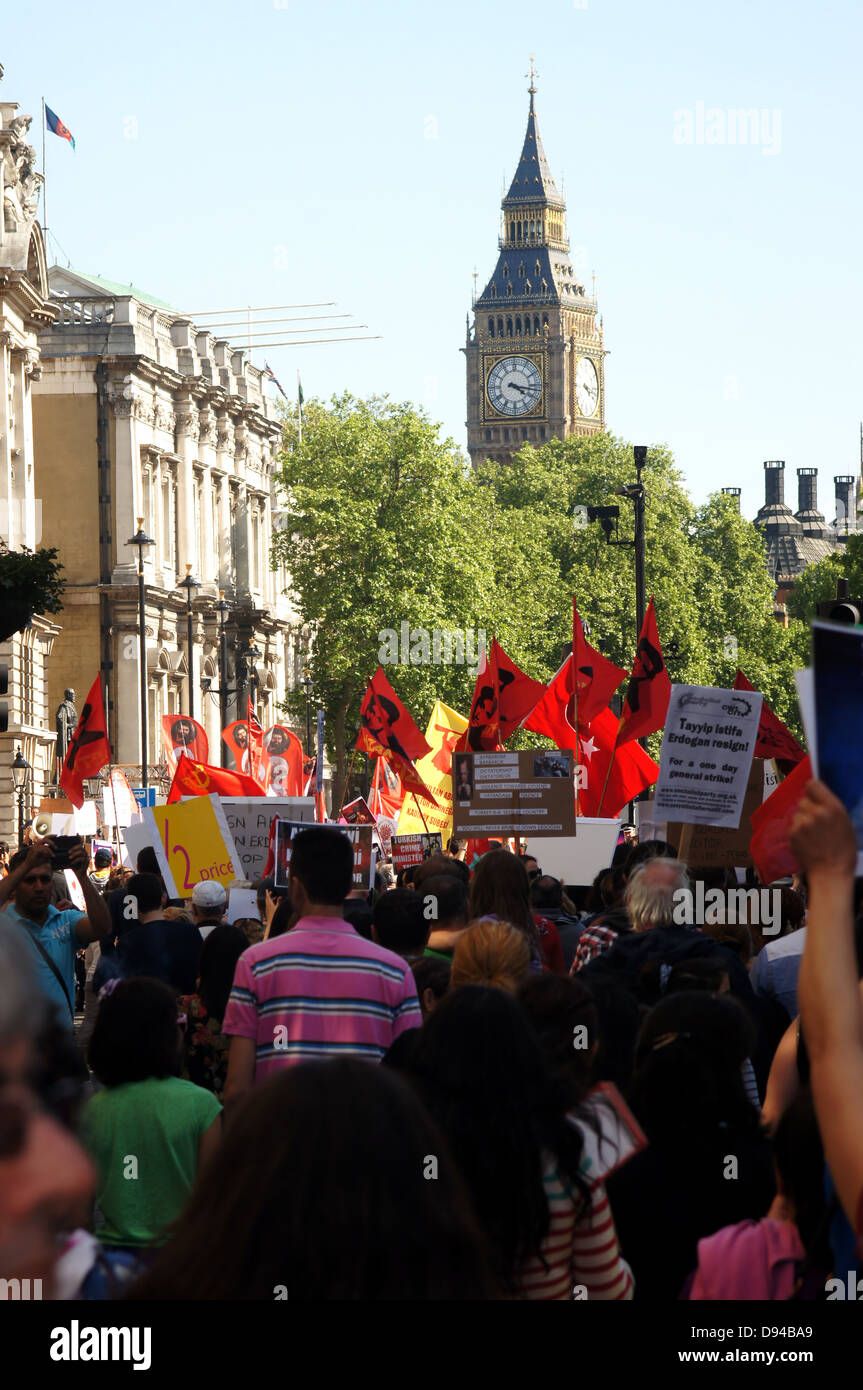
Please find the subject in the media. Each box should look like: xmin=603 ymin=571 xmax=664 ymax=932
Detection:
xmin=721 ymin=487 xmax=741 ymax=511
xmin=764 ymin=460 xmax=785 ymax=507
xmin=797 ymin=468 xmax=817 ymax=515
xmin=835 ymin=476 xmax=856 ymax=535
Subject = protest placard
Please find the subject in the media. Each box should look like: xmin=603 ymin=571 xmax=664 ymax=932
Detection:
xmin=391 ymin=832 xmax=443 ymax=873
xmin=340 ymin=796 xmax=377 ymax=825
xmin=524 ymin=820 xmax=621 ymax=885
xmin=343 ymin=824 xmax=376 ymax=890
xmin=146 ymin=795 xmax=242 ymax=899
xmin=653 ymin=685 xmax=762 ymax=829
xmin=667 ymin=759 xmax=764 ymax=867
xmin=220 ymin=797 xmax=315 ymax=880
xmin=813 ymin=622 xmax=863 ymax=846
xmin=451 ymin=749 xmax=576 ymax=839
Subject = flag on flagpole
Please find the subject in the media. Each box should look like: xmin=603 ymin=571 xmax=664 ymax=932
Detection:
xmin=45 ymin=104 xmax=75 ymax=150
xmin=617 ymin=597 xmax=672 ymax=746
xmin=263 ymin=362 xmax=288 ymax=400
xmin=59 ymin=676 xmax=111 ymax=806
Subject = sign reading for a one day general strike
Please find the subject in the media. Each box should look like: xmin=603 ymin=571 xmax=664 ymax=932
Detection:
xmin=451 ymin=750 xmax=576 ymax=839
xmin=653 ymin=684 xmax=762 ymax=830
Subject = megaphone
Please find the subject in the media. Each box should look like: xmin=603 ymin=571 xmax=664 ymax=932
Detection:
xmin=32 ymin=816 xmax=52 ymax=839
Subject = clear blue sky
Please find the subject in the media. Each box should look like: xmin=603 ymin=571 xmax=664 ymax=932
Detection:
xmin=4 ymin=0 xmax=862 ymax=518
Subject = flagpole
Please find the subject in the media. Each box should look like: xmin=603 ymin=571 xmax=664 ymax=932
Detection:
xmin=41 ymin=98 xmax=47 ymax=244
xmin=408 ymin=789 xmax=430 ymax=834
xmin=596 ymin=726 xmax=620 ymax=817
xmin=339 ymin=747 xmax=358 ymax=815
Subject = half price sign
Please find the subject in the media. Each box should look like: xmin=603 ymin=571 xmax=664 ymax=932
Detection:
xmin=146 ymin=794 xmax=243 ymax=899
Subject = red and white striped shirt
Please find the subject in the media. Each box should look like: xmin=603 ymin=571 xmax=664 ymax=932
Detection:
xmin=517 ymin=1156 xmax=634 ymax=1301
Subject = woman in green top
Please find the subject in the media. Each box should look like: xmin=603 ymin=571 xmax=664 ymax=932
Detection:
xmin=81 ymin=978 xmax=222 ymax=1258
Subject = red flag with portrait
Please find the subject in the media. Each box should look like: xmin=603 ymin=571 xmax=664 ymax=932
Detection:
xmin=247 ymin=699 xmax=270 ymax=788
xmin=264 ymin=725 xmax=305 ymax=796
xmin=572 ymin=602 xmax=628 ymax=727
xmin=161 ymin=715 xmax=209 ymax=769
xmin=222 ymin=721 xmax=251 ymax=775
xmin=59 ymin=675 xmax=112 ymax=808
xmin=617 ymin=597 xmax=672 ymax=746
xmin=356 ymin=668 xmax=431 ymax=763
xmin=457 ymin=639 xmax=545 ymax=752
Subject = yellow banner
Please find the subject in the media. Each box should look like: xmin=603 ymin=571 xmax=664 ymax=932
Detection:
xmin=397 ymin=700 xmax=467 ymax=838
xmin=147 ymin=794 xmax=242 ymax=899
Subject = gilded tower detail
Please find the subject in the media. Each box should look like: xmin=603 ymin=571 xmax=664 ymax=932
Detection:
xmin=465 ymin=77 xmax=606 ymax=466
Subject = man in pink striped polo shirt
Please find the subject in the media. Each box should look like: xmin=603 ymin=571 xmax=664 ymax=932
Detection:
xmin=222 ymin=826 xmax=421 ymax=1113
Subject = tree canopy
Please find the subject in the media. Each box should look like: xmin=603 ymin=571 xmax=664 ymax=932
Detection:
xmin=273 ymin=397 xmax=802 ymax=802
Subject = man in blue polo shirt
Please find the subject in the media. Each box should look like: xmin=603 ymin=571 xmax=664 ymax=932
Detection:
xmin=0 ymin=839 xmax=112 ymax=1030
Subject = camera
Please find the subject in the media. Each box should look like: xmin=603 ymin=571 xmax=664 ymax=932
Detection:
xmin=50 ymin=835 xmax=82 ymax=871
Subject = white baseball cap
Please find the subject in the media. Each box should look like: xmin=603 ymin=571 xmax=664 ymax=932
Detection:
xmin=191 ymin=881 xmax=227 ymax=912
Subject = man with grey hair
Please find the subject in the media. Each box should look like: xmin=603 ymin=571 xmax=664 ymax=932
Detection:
xmin=625 ymin=858 xmax=691 ymax=933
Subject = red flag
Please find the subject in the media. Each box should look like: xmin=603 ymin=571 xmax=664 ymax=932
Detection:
xmin=59 ymin=676 xmax=111 ymax=808
xmin=161 ymin=715 xmax=208 ymax=769
xmin=247 ymin=699 xmax=269 ymax=787
xmin=572 ymin=602 xmax=628 ymax=726
xmin=222 ymin=721 xmax=251 ymax=774
xmin=370 ymin=756 xmax=404 ymax=818
xmin=617 ymin=597 xmax=671 ymax=746
xmin=524 ymin=664 xmax=658 ymax=817
xmin=458 ymin=639 xmax=546 ymax=752
xmin=734 ymin=670 xmax=805 ymax=767
xmin=356 ymin=668 xmax=431 ymax=763
xmin=749 ymin=755 xmax=812 ymax=883
xmin=264 ymin=725 xmax=305 ymax=796
xmin=166 ymin=755 xmax=268 ymax=803
xmin=577 ymin=706 xmax=659 ymax=817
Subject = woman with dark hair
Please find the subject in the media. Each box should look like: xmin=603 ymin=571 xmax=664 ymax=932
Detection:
xmin=127 ymin=1059 xmax=494 ymax=1300
xmin=180 ymin=924 xmax=249 ymax=1095
xmin=606 ymin=991 xmax=775 ymax=1300
xmin=469 ymin=849 xmax=565 ymax=974
xmin=397 ymin=986 xmax=632 ymax=1299
xmin=81 ymin=978 xmax=221 ymax=1277
xmin=685 ymin=1089 xmax=831 ymax=1299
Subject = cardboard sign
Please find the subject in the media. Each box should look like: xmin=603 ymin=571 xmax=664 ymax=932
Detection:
xmin=391 ymin=832 xmax=443 ymax=873
xmin=524 ymin=819 xmax=621 ymax=885
xmin=653 ymin=684 xmax=762 ymax=829
xmin=668 ymin=760 xmax=764 ymax=868
xmin=220 ymin=797 xmax=315 ymax=881
xmin=376 ymin=814 xmax=397 ymax=858
xmin=146 ymin=794 xmax=243 ymax=899
xmin=451 ymin=749 xmax=576 ymax=839
xmin=225 ymin=887 xmax=260 ymax=925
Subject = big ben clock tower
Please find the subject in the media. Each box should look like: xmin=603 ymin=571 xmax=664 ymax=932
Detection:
xmin=464 ymin=72 xmax=607 ymax=466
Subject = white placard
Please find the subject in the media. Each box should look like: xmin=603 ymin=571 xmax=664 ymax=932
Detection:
xmin=794 ymin=668 xmax=816 ymax=776
xmin=72 ymin=801 xmax=98 ymax=835
xmin=121 ymin=819 xmax=158 ymax=870
xmin=219 ymin=797 xmax=315 ymax=881
xmin=524 ymin=818 xmax=621 ymax=885
xmin=62 ymin=867 xmax=87 ymax=911
xmin=653 ymin=684 xmax=763 ymax=830
xmin=226 ymin=887 xmax=260 ymax=924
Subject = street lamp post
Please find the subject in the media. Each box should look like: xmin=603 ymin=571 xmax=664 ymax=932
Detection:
xmin=178 ymin=565 xmax=202 ymax=722
xmin=215 ymin=593 xmax=232 ymax=767
xmin=302 ymin=669 xmax=313 ymax=756
xmin=11 ymin=746 xmax=30 ymax=849
xmin=238 ymin=641 xmax=261 ymax=717
xmin=126 ymin=520 xmax=156 ymax=791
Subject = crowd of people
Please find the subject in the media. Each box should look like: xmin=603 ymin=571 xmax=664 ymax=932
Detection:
xmin=1 ymin=784 xmax=863 ymax=1302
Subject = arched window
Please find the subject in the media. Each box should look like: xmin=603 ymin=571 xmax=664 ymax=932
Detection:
xmin=523 ymin=317 xmax=531 ymax=336
xmin=497 ymin=317 xmax=504 ymax=336
xmin=515 ymin=316 xmax=521 ymax=334
xmin=518 ymin=262 xmax=525 ymax=277
xmin=488 ymin=317 xmax=495 ymax=336
xmin=502 ymin=263 xmax=509 ymax=278
xmin=489 ymin=283 xmax=497 ymax=299
xmin=535 ymin=261 xmax=541 ymax=278
xmin=506 ymin=316 xmax=513 ymax=335
xmin=485 ymin=429 xmax=492 ymax=442
xmin=524 ymin=279 xmax=531 ymax=294
xmin=542 ymin=314 xmax=549 ymax=328
xmin=506 ymin=283 xmax=513 ymax=296
xmin=504 ymin=428 xmax=511 ymax=442
xmin=534 ymin=315 xmax=540 ymax=333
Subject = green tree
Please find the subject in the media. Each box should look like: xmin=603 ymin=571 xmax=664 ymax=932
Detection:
xmin=272 ymin=394 xmax=560 ymax=804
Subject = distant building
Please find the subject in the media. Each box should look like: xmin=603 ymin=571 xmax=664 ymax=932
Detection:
xmin=724 ymin=461 xmax=859 ymax=620
xmin=0 ymin=77 xmax=59 ymax=843
xmin=32 ymin=267 xmax=308 ymax=778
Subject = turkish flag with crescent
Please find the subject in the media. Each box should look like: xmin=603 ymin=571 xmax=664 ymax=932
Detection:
xmin=59 ymin=676 xmax=112 ymax=808
xmin=166 ymin=756 xmax=267 ymax=803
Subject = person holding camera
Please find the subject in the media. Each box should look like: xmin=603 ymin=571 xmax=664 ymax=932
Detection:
xmin=0 ymin=838 xmax=112 ymax=1032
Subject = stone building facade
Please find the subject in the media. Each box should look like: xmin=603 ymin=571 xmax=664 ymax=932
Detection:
xmin=32 ymin=267 xmax=308 ymax=779
xmin=0 ymin=76 xmax=60 ymax=843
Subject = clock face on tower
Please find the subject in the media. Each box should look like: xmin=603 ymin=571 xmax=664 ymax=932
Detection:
xmin=486 ymin=355 xmax=543 ymax=417
xmin=575 ymin=357 xmax=599 ymax=418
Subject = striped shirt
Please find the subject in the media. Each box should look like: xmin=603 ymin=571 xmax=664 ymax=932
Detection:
xmin=571 ymin=924 xmax=620 ymax=974
xmin=517 ymin=1158 xmax=634 ymax=1301
xmin=222 ymin=916 xmax=422 ymax=1081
